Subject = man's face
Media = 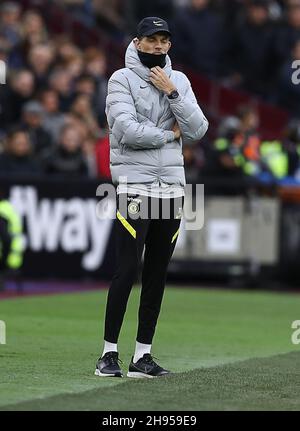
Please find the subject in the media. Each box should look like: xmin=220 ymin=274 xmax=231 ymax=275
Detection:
xmin=28 ymin=45 xmax=54 ymax=73
xmin=191 ymin=0 xmax=209 ymax=11
xmin=1 ymin=8 xmax=20 ymax=26
xmin=292 ymin=41 xmax=300 ymax=60
xmin=288 ymin=5 xmax=300 ymax=28
xmin=135 ymin=33 xmax=171 ymax=55
xmin=12 ymin=71 xmax=34 ymax=97
xmin=76 ymin=79 xmax=95 ymax=96
xmin=9 ymin=132 xmax=31 ymax=157
xmin=61 ymin=128 xmax=81 ymax=153
xmin=50 ymin=71 xmax=71 ymax=94
xmin=23 ymin=111 xmax=42 ymax=128
xmin=247 ymin=6 xmax=268 ymax=25
xmin=42 ymin=91 xmax=58 ymax=113
xmin=86 ymin=57 xmax=107 ymax=76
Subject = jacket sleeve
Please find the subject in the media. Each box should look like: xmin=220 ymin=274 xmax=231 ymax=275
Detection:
xmin=168 ymin=73 xmax=209 ymax=141
xmin=106 ymin=71 xmax=175 ymax=150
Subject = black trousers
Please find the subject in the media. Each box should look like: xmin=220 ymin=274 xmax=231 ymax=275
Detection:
xmin=104 ymin=193 xmax=184 ymax=345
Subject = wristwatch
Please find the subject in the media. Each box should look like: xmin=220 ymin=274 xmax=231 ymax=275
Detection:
xmin=167 ymin=90 xmax=179 ymax=99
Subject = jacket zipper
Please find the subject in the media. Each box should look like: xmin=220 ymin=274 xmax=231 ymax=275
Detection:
xmin=157 ymin=94 xmax=171 ymax=183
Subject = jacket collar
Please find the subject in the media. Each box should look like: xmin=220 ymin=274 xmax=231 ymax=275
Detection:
xmin=125 ymin=40 xmax=172 ymax=82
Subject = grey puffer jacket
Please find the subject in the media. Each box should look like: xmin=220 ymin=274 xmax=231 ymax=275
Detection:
xmin=106 ymin=40 xmax=209 ymax=186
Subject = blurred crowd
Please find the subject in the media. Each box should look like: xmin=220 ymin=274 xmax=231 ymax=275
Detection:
xmin=0 ymin=1 xmax=110 ymax=179
xmin=108 ymin=0 xmax=300 ymax=113
xmin=168 ymin=0 xmax=300 ymax=116
xmin=184 ymin=105 xmax=300 ymax=183
xmin=62 ymin=0 xmax=300 ymax=112
xmin=0 ymin=0 xmax=300 ymax=182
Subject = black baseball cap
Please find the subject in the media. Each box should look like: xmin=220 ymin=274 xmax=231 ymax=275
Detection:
xmin=137 ymin=17 xmax=171 ymax=38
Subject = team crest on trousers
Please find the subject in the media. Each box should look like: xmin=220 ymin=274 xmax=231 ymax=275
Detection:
xmin=128 ymin=200 xmax=140 ymax=214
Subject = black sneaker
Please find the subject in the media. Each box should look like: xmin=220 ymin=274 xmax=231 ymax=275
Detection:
xmin=94 ymin=351 xmax=123 ymax=377
xmin=127 ymin=353 xmax=171 ymax=379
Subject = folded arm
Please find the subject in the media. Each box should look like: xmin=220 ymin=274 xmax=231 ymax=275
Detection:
xmin=106 ymin=72 xmax=175 ymax=150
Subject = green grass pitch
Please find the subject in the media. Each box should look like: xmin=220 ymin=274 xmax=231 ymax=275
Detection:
xmin=0 ymin=286 xmax=300 ymax=410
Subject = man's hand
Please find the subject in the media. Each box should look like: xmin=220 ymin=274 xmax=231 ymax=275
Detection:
xmin=150 ymin=66 xmax=177 ymax=95
xmin=172 ymin=122 xmax=181 ymax=140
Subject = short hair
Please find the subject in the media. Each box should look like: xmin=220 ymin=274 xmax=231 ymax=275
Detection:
xmin=76 ymin=73 xmax=95 ymax=83
xmin=236 ymin=104 xmax=258 ymax=120
xmin=6 ymin=125 xmax=28 ymax=140
xmin=0 ymin=1 xmax=21 ymax=14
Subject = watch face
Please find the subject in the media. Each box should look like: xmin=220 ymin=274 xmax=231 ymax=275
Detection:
xmin=169 ymin=90 xmax=179 ymax=99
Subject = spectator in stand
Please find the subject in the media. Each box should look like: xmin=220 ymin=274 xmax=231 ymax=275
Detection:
xmin=210 ymin=106 xmax=264 ymax=177
xmin=21 ymin=10 xmax=48 ymax=48
xmin=171 ymin=0 xmax=225 ymax=77
xmin=131 ymin=0 xmax=175 ymax=23
xmin=27 ymin=43 xmax=56 ymax=91
xmin=0 ymin=34 xmax=10 ymax=61
xmin=182 ymin=143 xmax=205 ymax=183
xmin=0 ymin=127 xmax=40 ymax=176
xmin=75 ymin=73 xmax=96 ymax=97
xmin=0 ymin=2 xmax=22 ymax=50
xmin=63 ymin=114 xmax=99 ymax=177
xmin=48 ymin=68 xmax=73 ymax=112
xmin=82 ymin=134 xmax=98 ymax=177
xmin=255 ymin=116 xmax=300 ymax=180
xmin=0 ymin=0 xmax=296 ymax=182
xmin=83 ymin=47 xmax=108 ymax=127
xmin=70 ymin=93 xmax=101 ymax=139
xmin=282 ymin=119 xmax=300 ymax=177
xmin=64 ymin=113 xmax=89 ymax=140
xmin=0 ymin=46 xmax=9 ymax=136
xmin=277 ymin=39 xmax=300 ymax=117
xmin=39 ymin=88 xmax=66 ymax=144
xmin=289 ymin=120 xmax=300 ymax=175
xmin=41 ymin=124 xmax=88 ymax=177
xmin=61 ymin=0 xmax=95 ymax=27
xmin=217 ymin=0 xmax=283 ymax=22
xmin=74 ymin=74 xmax=103 ymax=125
xmin=21 ymin=101 xmax=53 ymax=156
xmin=236 ymin=105 xmax=262 ymax=177
xmin=54 ymin=36 xmax=82 ymax=65
xmin=225 ymin=0 xmax=276 ymax=97
xmin=206 ymin=115 xmax=244 ymax=177
xmin=274 ymin=0 xmax=300 ymax=66
xmin=93 ymin=0 xmax=126 ymax=40
xmin=64 ymin=53 xmax=85 ymax=81
xmin=54 ymin=37 xmax=85 ymax=82
xmin=6 ymin=9 xmax=49 ymax=69
xmin=0 ymin=69 xmax=35 ymax=131
xmin=0 ymin=45 xmax=8 ymax=77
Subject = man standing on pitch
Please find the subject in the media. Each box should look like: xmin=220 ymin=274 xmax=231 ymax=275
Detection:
xmin=95 ymin=17 xmax=208 ymax=378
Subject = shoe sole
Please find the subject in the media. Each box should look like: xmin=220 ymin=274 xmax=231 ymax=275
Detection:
xmin=94 ymin=369 xmax=123 ymax=378
xmin=127 ymin=371 xmax=155 ymax=379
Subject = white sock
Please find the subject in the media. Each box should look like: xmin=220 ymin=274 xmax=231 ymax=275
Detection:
xmin=133 ymin=341 xmax=152 ymax=363
xmin=102 ymin=340 xmax=118 ymax=357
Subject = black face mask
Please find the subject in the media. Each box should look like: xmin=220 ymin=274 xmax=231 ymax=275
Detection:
xmin=137 ymin=50 xmax=166 ymax=69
